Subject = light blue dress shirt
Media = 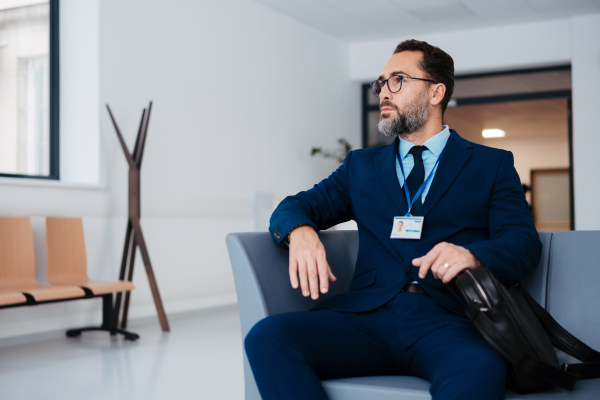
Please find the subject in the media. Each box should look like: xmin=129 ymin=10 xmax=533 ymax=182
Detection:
xmin=395 ymin=125 xmax=451 ymax=204
xmin=396 ymin=126 xmax=450 ymax=284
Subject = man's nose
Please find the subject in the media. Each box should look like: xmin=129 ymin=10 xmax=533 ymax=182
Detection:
xmin=379 ymin=84 xmax=392 ymax=100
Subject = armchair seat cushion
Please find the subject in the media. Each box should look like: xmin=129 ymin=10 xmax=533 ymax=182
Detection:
xmin=323 ymin=376 xmax=431 ymax=400
xmin=323 ymin=376 xmax=600 ymax=400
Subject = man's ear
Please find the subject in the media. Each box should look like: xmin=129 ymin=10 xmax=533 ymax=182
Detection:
xmin=430 ymin=83 xmax=446 ymax=106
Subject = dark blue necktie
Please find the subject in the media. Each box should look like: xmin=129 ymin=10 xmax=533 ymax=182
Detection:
xmin=405 ymin=146 xmax=427 ymax=216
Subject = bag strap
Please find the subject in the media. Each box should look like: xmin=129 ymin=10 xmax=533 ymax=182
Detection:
xmin=467 ymin=303 xmax=579 ymax=391
xmin=518 ymin=284 xmax=600 ymax=380
xmin=519 ymin=284 xmax=600 ymax=362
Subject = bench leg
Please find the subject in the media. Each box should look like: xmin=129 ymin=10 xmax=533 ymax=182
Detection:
xmin=66 ymin=294 xmax=140 ymax=341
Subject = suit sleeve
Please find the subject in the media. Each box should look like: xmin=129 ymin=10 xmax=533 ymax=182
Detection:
xmin=463 ymin=151 xmax=542 ymax=283
xmin=269 ymin=151 xmax=353 ymax=247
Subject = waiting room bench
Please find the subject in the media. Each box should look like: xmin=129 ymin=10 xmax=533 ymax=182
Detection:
xmin=0 ymin=216 xmax=138 ymax=340
xmin=226 ymin=230 xmax=600 ymax=400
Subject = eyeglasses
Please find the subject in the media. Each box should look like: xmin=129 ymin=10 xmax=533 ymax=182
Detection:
xmin=370 ymin=75 xmax=438 ymax=97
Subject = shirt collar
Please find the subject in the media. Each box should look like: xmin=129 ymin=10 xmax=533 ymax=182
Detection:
xmin=398 ymin=125 xmax=451 ymax=159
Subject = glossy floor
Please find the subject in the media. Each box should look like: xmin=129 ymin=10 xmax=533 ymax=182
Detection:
xmin=0 ymin=306 xmax=245 ymax=400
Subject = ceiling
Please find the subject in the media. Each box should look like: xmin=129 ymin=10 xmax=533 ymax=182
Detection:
xmin=252 ymin=0 xmax=600 ymax=42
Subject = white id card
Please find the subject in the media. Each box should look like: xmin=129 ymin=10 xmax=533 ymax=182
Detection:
xmin=390 ymin=216 xmax=424 ymax=240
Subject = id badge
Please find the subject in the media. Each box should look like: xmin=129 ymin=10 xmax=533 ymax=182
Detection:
xmin=390 ymin=216 xmax=424 ymax=240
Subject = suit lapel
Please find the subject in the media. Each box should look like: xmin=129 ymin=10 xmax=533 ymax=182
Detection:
xmin=420 ymin=130 xmax=473 ymax=216
xmin=375 ymin=137 xmax=408 ymax=214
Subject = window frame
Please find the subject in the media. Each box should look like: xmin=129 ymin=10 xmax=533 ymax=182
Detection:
xmin=0 ymin=0 xmax=59 ymax=180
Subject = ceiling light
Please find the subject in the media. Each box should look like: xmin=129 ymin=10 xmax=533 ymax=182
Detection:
xmin=482 ymin=129 xmax=505 ymax=138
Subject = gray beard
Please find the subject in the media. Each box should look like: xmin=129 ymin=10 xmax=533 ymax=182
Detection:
xmin=377 ymin=91 xmax=430 ymax=138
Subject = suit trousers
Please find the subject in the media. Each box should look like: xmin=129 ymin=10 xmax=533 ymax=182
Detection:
xmin=245 ymin=291 xmax=506 ymax=400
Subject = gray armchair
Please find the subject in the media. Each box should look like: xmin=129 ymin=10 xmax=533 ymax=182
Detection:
xmin=226 ymin=230 xmax=600 ymax=399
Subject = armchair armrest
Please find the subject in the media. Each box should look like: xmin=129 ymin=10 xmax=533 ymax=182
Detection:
xmin=226 ymin=230 xmax=358 ymax=337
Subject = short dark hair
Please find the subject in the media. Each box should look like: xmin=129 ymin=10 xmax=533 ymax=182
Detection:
xmin=394 ymin=39 xmax=454 ymax=114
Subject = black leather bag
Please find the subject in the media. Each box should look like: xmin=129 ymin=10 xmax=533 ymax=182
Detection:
xmin=450 ymin=268 xmax=600 ymax=393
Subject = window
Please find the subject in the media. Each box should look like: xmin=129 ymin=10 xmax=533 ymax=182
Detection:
xmin=0 ymin=0 xmax=58 ymax=179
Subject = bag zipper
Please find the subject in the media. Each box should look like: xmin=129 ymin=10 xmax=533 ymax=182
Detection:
xmin=465 ymin=269 xmax=492 ymax=311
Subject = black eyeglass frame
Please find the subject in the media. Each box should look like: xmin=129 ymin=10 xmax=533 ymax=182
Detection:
xmin=370 ymin=74 xmax=438 ymax=97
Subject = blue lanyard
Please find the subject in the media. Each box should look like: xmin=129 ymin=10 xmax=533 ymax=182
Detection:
xmin=396 ymin=144 xmax=444 ymax=216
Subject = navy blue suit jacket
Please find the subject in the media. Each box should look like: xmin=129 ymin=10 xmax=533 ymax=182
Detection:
xmin=269 ymin=130 xmax=542 ymax=315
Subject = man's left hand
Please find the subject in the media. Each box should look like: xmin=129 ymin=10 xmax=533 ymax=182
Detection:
xmin=413 ymin=242 xmax=483 ymax=283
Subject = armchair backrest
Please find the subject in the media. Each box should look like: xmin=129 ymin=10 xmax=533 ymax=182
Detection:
xmin=227 ymin=230 xmax=555 ymax=338
xmin=545 ymin=231 xmax=600 ymax=351
xmin=522 ymin=231 xmax=552 ymax=306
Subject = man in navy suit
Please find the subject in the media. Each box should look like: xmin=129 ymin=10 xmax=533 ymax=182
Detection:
xmin=245 ymin=40 xmax=541 ymax=400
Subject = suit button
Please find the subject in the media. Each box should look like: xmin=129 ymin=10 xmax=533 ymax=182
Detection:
xmin=406 ymin=266 xmax=415 ymax=273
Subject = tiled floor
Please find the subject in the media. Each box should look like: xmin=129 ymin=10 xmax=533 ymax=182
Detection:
xmin=0 ymin=305 xmax=245 ymax=400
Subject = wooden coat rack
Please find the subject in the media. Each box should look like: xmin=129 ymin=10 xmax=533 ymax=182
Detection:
xmin=107 ymin=102 xmax=170 ymax=332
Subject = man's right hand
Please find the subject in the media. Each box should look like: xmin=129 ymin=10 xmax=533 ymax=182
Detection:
xmin=289 ymin=226 xmax=337 ymax=300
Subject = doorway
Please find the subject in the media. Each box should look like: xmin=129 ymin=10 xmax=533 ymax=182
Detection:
xmin=446 ymin=66 xmax=573 ymax=231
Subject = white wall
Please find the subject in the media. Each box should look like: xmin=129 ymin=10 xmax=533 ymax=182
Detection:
xmin=4 ymin=4 xmax=600 ymax=340
xmin=349 ymin=19 xmax=571 ymax=80
xmin=571 ymin=14 xmax=600 ymax=230
xmin=350 ymin=16 xmax=600 ymax=230
xmin=60 ymin=0 xmax=100 ymax=184
xmin=0 ymin=0 xmax=359 ymax=339
xmin=472 ymin=135 xmax=569 ymax=186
